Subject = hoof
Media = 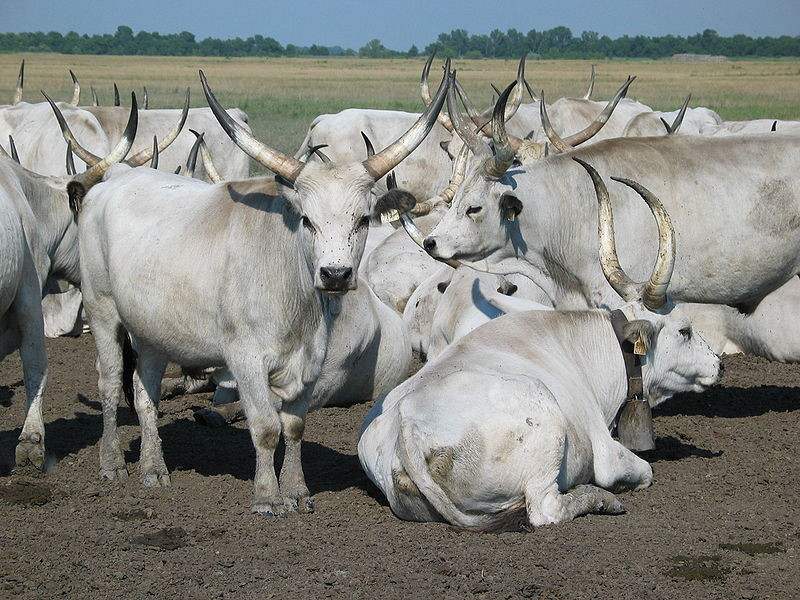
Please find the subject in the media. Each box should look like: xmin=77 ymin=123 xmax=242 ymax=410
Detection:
xmin=15 ymin=436 xmax=45 ymax=471
xmin=283 ymin=494 xmax=314 ymax=514
xmin=252 ymin=499 xmax=288 ymax=518
xmin=140 ymin=472 xmax=171 ymax=488
xmin=193 ymin=407 xmax=228 ymax=428
xmin=100 ymin=467 xmax=129 ymax=481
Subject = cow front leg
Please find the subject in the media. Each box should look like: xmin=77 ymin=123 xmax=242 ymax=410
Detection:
xmin=131 ymin=345 xmax=169 ymax=487
xmin=233 ymin=363 xmax=284 ymax=517
xmin=279 ymin=393 xmax=313 ymax=514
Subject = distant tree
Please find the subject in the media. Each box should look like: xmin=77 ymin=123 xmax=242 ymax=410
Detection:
xmin=408 ymin=44 xmax=419 ymax=57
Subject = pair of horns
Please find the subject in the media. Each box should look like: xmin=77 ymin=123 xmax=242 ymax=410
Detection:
xmin=46 ymin=90 xmax=138 ymax=187
xmin=45 ymin=88 xmax=189 ymax=173
xmin=200 ymin=65 xmax=448 ymax=183
xmin=421 ymin=52 xmax=527 ymax=135
xmin=574 ymin=158 xmax=675 ymax=310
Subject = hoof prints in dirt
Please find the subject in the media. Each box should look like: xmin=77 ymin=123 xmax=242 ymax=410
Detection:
xmin=131 ymin=527 xmax=189 ymax=550
xmin=0 ymin=480 xmax=52 ymax=505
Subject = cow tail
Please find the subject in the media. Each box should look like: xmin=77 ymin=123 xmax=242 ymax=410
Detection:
xmin=397 ymin=421 xmax=497 ymax=531
xmin=122 ymin=334 xmax=137 ymax=410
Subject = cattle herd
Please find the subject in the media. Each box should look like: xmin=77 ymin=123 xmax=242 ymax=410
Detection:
xmin=1 ymin=55 xmax=798 ymax=531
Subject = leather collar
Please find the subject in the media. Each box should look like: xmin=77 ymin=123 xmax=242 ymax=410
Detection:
xmin=610 ymin=309 xmax=643 ymax=401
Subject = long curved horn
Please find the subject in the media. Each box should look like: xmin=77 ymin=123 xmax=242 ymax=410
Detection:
xmin=113 ymin=83 xmax=120 ymax=106
xmin=388 ymin=171 xmax=461 ymax=268
xmin=362 ymin=59 xmax=449 ymax=181
xmin=190 ymin=130 xmax=223 ymax=183
xmin=573 ymin=157 xmax=639 ymax=302
xmin=8 ymin=136 xmax=19 ymax=164
xmin=43 ymin=90 xmax=102 ymax=165
xmin=420 ymin=53 xmax=453 ymax=132
xmin=91 ymin=86 xmax=99 ymax=106
xmin=71 ymin=92 xmax=138 ymax=188
xmin=440 ymin=143 xmax=469 ymax=204
xmin=142 ymin=87 xmax=149 ymax=110
xmin=413 ymin=142 xmax=471 ymax=215
xmin=124 ymin=88 xmax=190 ymax=167
xmin=611 ymin=176 xmax=675 ymax=310
xmin=539 ymin=91 xmax=574 ymax=154
xmin=524 ymin=79 xmax=539 ymax=102
xmin=361 ymin=131 xmax=375 ymax=157
xmin=69 ymin=70 xmax=80 ymax=105
xmin=664 ymin=94 xmax=691 ymax=136
xmin=458 ymin=54 xmax=528 ymax=136
xmin=13 ymin=60 xmax=24 ymax=104
xmin=302 ymin=143 xmax=331 ymax=163
xmin=562 ymin=75 xmax=635 ymax=147
xmin=447 ymin=71 xmax=483 ymax=155
xmin=149 ymin=136 xmax=159 ymax=169
xmin=185 ymin=132 xmax=203 ymax=178
xmin=65 ymin=141 xmax=76 ymax=175
xmin=583 ymin=65 xmax=595 ymax=100
xmin=483 ymin=82 xmax=516 ymax=178
xmin=200 ymin=70 xmax=305 ymax=183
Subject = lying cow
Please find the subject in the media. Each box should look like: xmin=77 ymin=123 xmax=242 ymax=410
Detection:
xmin=358 ymin=166 xmax=721 ymax=530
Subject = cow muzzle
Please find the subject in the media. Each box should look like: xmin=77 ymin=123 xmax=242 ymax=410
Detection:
xmin=317 ymin=266 xmax=354 ymax=293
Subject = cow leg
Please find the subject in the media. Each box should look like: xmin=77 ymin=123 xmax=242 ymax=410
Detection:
xmin=194 ymin=388 xmax=243 ymax=428
xmin=12 ymin=270 xmax=48 ymax=470
xmin=230 ymin=360 xmax=284 ymax=517
xmin=131 ymin=344 xmax=169 ymax=487
xmin=591 ymin=437 xmax=653 ymax=492
xmin=91 ymin=317 xmax=129 ymax=481
xmin=528 ymin=482 xmax=627 ymax=526
xmin=279 ymin=393 xmax=313 ymax=514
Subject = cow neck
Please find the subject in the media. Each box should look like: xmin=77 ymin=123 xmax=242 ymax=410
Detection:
xmin=609 ymin=309 xmax=644 ymax=407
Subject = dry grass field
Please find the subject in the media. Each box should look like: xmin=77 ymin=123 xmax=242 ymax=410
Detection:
xmin=1 ymin=53 xmax=799 ymax=157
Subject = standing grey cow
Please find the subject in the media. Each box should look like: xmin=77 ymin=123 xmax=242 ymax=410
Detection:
xmin=0 ymin=101 xmax=137 ymax=468
xmin=76 ymin=69 xmax=448 ymax=517
xmin=359 ymin=171 xmax=720 ymax=529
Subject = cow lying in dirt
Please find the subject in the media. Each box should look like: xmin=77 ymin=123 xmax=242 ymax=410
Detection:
xmin=358 ymin=162 xmax=721 ymax=530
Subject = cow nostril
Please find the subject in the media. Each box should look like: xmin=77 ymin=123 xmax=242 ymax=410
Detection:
xmin=320 ymin=266 xmax=352 ymax=283
xmin=423 ymin=237 xmax=436 ymax=252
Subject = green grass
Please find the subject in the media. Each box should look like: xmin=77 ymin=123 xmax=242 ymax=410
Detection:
xmin=2 ymin=53 xmax=799 ymax=161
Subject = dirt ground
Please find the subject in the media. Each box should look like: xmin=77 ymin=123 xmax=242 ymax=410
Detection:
xmin=0 ymin=334 xmax=797 ymax=600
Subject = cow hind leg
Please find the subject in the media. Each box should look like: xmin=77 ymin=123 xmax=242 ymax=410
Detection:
xmin=12 ymin=270 xmax=48 ymax=470
xmin=91 ymin=316 xmax=129 ymax=481
xmin=528 ymin=482 xmax=627 ymax=527
xmin=278 ymin=393 xmax=313 ymax=514
xmin=130 ymin=343 xmax=169 ymax=487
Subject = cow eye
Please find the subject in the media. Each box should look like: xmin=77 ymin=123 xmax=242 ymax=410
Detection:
xmin=679 ymin=327 xmax=692 ymax=340
xmin=302 ymin=216 xmax=316 ymax=234
xmin=466 ymin=206 xmax=482 ymax=216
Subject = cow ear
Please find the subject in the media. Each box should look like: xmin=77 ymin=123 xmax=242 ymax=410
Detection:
xmin=66 ymin=180 xmax=87 ymax=221
xmin=622 ymin=320 xmax=658 ymax=356
xmin=372 ymin=189 xmax=417 ymax=224
xmin=499 ymin=193 xmax=522 ymax=222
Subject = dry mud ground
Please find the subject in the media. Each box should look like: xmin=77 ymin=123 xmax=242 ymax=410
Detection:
xmin=0 ymin=334 xmax=797 ymax=600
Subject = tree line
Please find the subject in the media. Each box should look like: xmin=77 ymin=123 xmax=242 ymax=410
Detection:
xmin=0 ymin=25 xmax=797 ymax=59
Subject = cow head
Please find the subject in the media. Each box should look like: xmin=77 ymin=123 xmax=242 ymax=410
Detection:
xmin=200 ymin=69 xmax=448 ymax=294
xmin=420 ymin=73 xmax=634 ymax=264
xmin=575 ymin=158 xmax=721 ymax=406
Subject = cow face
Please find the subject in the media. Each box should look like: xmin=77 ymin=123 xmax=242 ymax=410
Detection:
xmin=625 ymin=303 xmax=722 ymax=407
xmin=282 ymin=162 xmax=408 ymax=294
xmin=423 ymin=169 xmax=523 ymax=263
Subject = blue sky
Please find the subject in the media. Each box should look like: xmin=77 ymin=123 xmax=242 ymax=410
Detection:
xmin=4 ymin=0 xmax=798 ymax=50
